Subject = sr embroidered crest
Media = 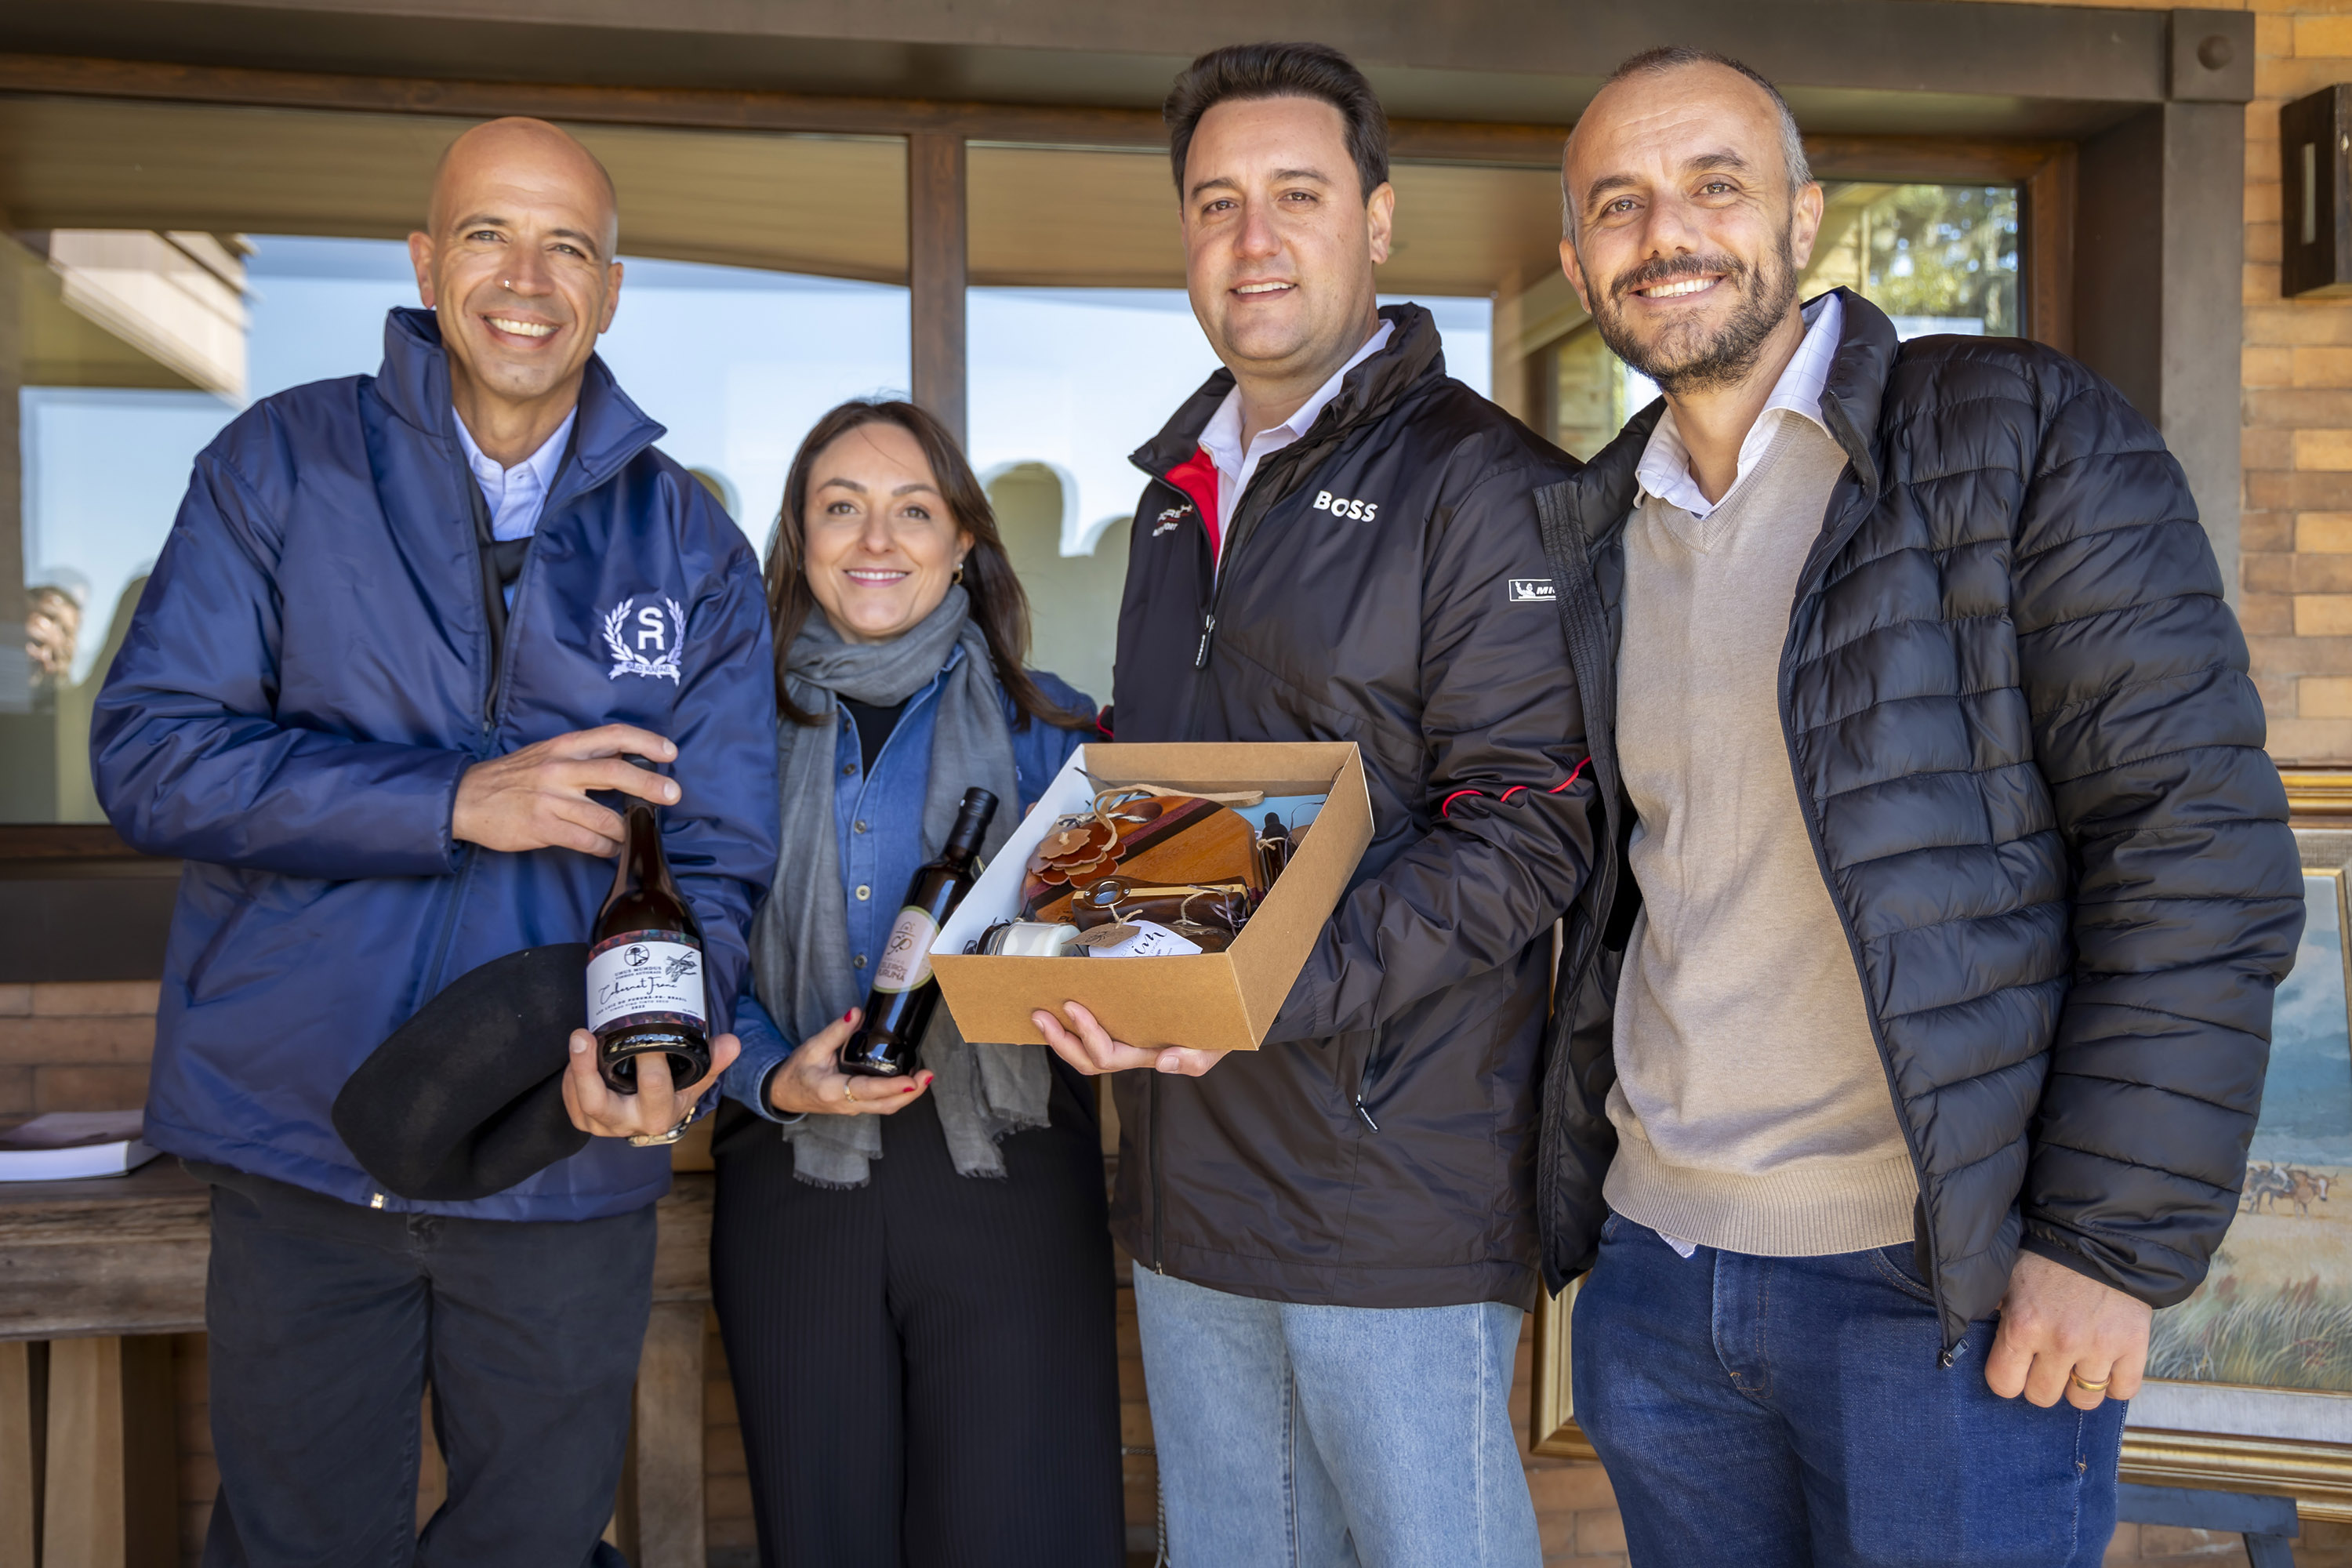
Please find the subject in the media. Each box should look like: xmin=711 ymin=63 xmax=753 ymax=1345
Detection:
xmin=601 ymin=597 xmax=688 ymax=682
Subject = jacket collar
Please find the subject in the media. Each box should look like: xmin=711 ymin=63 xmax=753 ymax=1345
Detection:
xmin=1127 ymin=302 xmax=1446 ymax=484
xmin=1813 ymin=287 xmax=1898 ymax=499
xmin=371 ymin=306 xmax=667 ymax=507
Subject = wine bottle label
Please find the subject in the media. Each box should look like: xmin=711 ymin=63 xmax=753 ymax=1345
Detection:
xmin=873 ymin=906 xmax=942 ymax=994
xmin=586 ymin=931 xmax=707 ymax=1032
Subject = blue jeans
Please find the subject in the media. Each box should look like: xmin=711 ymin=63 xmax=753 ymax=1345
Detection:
xmin=1133 ymin=1270 xmax=1541 ymax=1568
xmin=1573 ymin=1214 xmax=2126 ymax=1568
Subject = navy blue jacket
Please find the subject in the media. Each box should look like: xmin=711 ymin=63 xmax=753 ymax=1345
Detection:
xmin=93 ymin=308 xmax=779 ymax=1221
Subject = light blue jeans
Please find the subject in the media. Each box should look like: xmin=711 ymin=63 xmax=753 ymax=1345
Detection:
xmin=1132 ymin=1269 xmax=1541 ymax=1568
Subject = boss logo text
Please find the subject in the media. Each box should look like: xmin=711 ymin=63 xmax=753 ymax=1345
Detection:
xmin=1312 ymin=491 xmax=1378 ymax=521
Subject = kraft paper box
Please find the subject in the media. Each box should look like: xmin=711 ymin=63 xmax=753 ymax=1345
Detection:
xmin=929 ymin=742 xmax=1372 ymax=1052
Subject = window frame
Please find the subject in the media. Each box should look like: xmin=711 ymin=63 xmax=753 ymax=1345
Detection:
xmin=0 ymin=55 xmax=2081 ymax=979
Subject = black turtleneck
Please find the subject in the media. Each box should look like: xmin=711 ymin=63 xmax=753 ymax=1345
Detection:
xmin=840 ymin=697 xmax=906 ymax=775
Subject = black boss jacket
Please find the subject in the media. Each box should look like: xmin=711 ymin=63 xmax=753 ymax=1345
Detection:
xmin=1108 ymin=304 xmax=1595 ymax=1309
xmin=1535 ymin=290 xmax=2304 ymax=1351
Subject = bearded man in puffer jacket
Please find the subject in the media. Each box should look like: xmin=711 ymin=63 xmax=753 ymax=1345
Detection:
xmin=1533 ymin=47 xmax=2303 ymax=1568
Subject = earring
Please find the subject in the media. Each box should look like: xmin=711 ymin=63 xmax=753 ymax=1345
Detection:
xmin=502 ymin=278 xmax=512 ymax=291
xmin=953 ymin=562 xmax=967 ymax=585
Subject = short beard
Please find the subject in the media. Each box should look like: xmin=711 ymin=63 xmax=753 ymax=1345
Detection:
xmin=1586 ymin=231 xmax=1798 ymax=396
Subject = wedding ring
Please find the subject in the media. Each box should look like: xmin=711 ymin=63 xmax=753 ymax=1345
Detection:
xmin=2069 ymin=1372 xmax=2111 ymax=1394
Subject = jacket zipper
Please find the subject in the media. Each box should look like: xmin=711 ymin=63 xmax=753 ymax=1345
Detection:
xmin=427 ymin=481 xmax=552 ymax=1008
xmin=1773 ymin=486 xmax=1958 ymax=1362
xmin=1181 ymin=436 xmax=1324 ymax=688
xmin=1142 ymin=394 xmax=1371 ymax=1262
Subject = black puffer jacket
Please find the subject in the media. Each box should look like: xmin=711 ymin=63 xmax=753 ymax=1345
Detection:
xmin=1535 ymin=290 xmax=2303 ymax=1349
xmin=1109 ymin=304 xmax=1594 ymax=1309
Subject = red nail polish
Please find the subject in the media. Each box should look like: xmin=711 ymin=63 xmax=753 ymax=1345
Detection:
xmin=900 ymin=1083 xmax=916 ymax=1094
xmin=843 ymin=1009 xmax=855 ymax=1022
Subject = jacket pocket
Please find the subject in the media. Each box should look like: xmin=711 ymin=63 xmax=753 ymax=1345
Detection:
xmin=1351 ymin=1025 xmax=1389 ymax=1131
xmin=1869 ymin=1243 xmax=1939 ymax=1305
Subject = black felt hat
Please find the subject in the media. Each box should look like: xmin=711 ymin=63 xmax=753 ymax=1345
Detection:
xmin=332 ymin=944 xmax=593 ymax=1202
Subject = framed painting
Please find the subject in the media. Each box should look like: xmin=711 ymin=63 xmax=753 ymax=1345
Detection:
xmin=2124 ymin=826 xmax=2352 ymax=1518
xmin=1530 ymin=825 xmax=2352 ymax=1518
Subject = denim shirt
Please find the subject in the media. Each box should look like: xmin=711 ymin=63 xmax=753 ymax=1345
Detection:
xmin=719 ymin=647 xmax=1093 ymax=1119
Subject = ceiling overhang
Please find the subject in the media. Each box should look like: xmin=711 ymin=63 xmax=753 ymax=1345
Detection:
xmin=0 ymin=0 xmax=2249 ymax=142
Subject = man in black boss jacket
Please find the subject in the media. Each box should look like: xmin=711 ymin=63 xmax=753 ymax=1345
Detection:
xmin=1535 ymin=49 xmax=2303 ymax=1565
xmin=1033 ymin=42 xmax=1589 ymax=1567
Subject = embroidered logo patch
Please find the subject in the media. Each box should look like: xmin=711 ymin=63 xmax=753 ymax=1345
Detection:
xmin=1312 ymin=491 xmax=1379 ymax=521
xmin=1152 ymin=502 xmax=1193 ymax=538
xmin=602 ymin=596 xmax=688 ymax=681
xmin=1508 ymin=579 xmax=1558 ymax=603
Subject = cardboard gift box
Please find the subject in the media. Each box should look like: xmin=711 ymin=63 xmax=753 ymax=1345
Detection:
xmin=929 ymin=742 xmax=1371 ymax=1051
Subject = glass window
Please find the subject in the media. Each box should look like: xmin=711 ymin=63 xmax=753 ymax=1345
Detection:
xmin=1541 ymin=181 xmax=2021 ymax=459
xmin=1 ymin=99 xmax=909 ymax=823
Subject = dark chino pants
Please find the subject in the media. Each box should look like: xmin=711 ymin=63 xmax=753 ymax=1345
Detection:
xmin=194 ymin=1162 xmax=654 ymax=1568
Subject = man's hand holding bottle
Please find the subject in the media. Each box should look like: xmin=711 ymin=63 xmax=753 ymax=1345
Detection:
xmin=564 ymin=1029 xmax=737 ymax=1141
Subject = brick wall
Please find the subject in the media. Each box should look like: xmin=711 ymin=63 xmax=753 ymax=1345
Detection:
xmin=0 ymin=980 xmax=156 ymax=1120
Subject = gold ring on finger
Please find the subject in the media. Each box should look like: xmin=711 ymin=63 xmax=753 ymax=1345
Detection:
xmin=839 ymin=1079 xmax=856 ymax=1108
xmin=2069 ymin=1373 xmax=2111 ymax=1394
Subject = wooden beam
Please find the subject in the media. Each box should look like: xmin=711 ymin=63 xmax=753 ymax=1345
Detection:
xmin=622 ymin=1304 xmax=708 ymax=1568
xmin=0 ymin=53 xmax=2085 ymax=183
xmin=0 ymin=825 xmax=143 ymax=860
xmin=908 ymin=131 xmax=968 ymax=445
xmin=0 ymin=1342 xmax=38 ymax=1568
xmin=2024 ymin=144 xmax=2078 ymax=354
xmin=40 ymin=1336 xmax=176 ymax=1568
xmin=1803 ymin=133 xmax=2072 ymax=184
xmin=0 ymin=51 xmax=1165 ymax=146
xmin=0 ymin=51 xmax=1591 ymax=169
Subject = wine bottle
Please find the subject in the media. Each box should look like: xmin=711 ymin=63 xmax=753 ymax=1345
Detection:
xmin=840 ymin=786 xmax=998 ymax=1077
xmin=586 ymin=759 xmax=710 ymax=1094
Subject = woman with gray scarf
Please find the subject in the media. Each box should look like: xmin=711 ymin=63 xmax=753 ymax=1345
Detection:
xmin=710 ymin=400 xmax=1123 ymax=1567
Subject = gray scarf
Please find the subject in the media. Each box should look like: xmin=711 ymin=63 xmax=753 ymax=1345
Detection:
xmin=750 ymin=586 xmax=1051 ymax=1186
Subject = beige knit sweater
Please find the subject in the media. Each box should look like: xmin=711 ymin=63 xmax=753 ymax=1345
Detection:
xmin=1603 ymin=414 xmax=1919 ymax=1257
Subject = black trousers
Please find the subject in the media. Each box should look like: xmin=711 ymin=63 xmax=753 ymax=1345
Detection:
xmin=194 ymin=1162 xmax=651 ymax=1568
xmin=710 ymin=1069 xmax=1126 ymax=1568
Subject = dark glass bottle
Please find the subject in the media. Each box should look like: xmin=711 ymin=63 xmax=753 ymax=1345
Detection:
xmin=586 ymin=760 xmax=709 ymax=1094
xmin=840 ymin=786 xmax=997 ymax=1077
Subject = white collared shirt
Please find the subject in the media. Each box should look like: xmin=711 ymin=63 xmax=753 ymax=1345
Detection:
xmin=1635 ymin=293 xmax=1842 ymax=521
xmin=1197 ymin=318 xmax=1396 ymax=556
xmin=453 ymin=405 xmax=577 ymax=543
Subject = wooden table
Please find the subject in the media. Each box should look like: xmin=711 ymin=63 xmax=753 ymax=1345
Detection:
xmin=0 ymin=1160 xmax=714 ymax=1568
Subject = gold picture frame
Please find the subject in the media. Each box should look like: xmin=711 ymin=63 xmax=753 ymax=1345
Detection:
xmin=1527 ymin=821 xmax=2352 ymax=1520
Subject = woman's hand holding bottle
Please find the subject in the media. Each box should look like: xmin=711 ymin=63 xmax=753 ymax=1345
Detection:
xmin=768 ymin=1009 xmax=935 ymax=1116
